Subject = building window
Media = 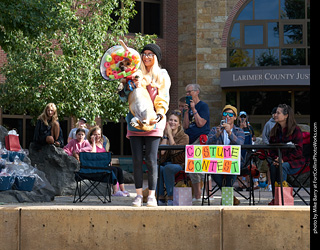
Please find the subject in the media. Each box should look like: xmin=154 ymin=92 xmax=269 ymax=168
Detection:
xmin=228 ymin=0 xmax=310 ymax=67
xmin=129 ymin=0 xmax=162 ymax=36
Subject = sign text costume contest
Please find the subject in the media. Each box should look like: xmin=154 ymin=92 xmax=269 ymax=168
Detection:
xmin=185 ymin=145 xmax=241 ymax=175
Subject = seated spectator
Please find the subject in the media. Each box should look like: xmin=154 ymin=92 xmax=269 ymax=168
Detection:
xmin=33 ymin=103 xmax=64 ymax=148
xmin=262 ymin=107 xmax=277 ymax=144
xmin=268 ymin=104 xmax=305 ymax=205
xmin=158 ymin=110 xmax=189 ymax=205
xmin=237 ymin=111 xmax=255 ymax=144
xmin=236 ymin=111 xmax=257 ymax=191
xmin=206 ymin=105 xmax=245 ymax=205
xmin=67 ymin=117 xmax=89 ymax=143
xmin=63 ymin=128 xmax=91 ymax=161
xmin=84 ymin=126 xmax=129 ymax=197
xmin=260 ymin=107 xmax=277 ymax=191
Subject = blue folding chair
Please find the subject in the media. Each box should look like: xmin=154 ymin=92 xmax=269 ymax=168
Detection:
xmin=73 ymin=152 xmax=116 ymax=203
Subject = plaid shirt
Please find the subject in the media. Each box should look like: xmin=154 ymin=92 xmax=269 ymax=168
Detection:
xmin=269 ymin=126 xmax=305 ymax=169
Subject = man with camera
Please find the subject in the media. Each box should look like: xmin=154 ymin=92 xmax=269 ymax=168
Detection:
xmin=206 ymin=105 xmax=245 ymax=205
xmin=182 ymin=84 xmax=211 ymax=204
xmin=182 ymin=84 xmax=210 ymax=144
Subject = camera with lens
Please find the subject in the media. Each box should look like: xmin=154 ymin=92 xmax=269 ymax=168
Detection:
xmin=220 ymin=119 xmax=226 ymax=126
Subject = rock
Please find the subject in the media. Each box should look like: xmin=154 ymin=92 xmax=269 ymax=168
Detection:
xmin=28 ymin=142 xmax=135 ymax=196
xmin=28 ymin=142 xmax=79 ymax=196
xmin=123 ymin=170 xmax=135 ymax=184
xmin=1 ymin=125 xmax=135 ymax=202
xmin=1 ymin=126 xmax=56 ymax=202
xmin=0 ymin=189 xmax=54 ymax=203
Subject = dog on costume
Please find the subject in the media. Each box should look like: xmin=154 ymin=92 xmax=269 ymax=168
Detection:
xmin=126 ymin=70 xmax=157 ymax=131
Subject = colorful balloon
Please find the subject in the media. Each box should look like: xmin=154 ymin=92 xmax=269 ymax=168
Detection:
xmin=100 ymin=45 xmax=141 ymax=81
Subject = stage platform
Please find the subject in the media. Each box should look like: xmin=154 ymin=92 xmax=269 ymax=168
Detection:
xmin=1 ymin=182 xmax=310 ymax=250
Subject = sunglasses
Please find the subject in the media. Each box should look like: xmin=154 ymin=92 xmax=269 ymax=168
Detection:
xmin=223 ymin=112 xmax=235 ymax=117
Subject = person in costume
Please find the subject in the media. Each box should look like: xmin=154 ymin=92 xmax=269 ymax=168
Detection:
xmin=120 ymin=43 xmax=171 ymax=207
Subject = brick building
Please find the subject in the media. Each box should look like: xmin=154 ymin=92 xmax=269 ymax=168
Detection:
xmin=0 ymin=0 xmax=310 ymax=156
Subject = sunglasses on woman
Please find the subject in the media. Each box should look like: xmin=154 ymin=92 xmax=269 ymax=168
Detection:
xmin=223 ymin=112 xmax=235 ymax=117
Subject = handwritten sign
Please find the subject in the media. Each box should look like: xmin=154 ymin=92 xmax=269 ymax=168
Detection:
xmin=185 ymin=145 xmax=241 ymax=175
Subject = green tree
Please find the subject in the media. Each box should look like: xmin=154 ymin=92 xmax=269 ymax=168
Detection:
xmin=0 ymin=0 xmax=65 ymax=51
xmin=0 ymin=0 xmax=156 ymax=124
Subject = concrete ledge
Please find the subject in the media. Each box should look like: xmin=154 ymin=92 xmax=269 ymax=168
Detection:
xmin=222 ymin=207 xmax=310 ymax=250
xmin=0 ymin=207 xmax=20 ymax=250
xmin=1 ymin=206 xmax=310 ymax=250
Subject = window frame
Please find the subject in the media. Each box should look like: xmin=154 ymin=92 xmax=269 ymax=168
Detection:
xmin=128 ymin=0 xmax=163 ymax=37
xmin=227 ymin=0 xmax=310 ymax=67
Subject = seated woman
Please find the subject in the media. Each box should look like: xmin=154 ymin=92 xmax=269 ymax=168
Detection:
xmin=33 ymin=103 xmax=64 ymax=148
xmin=84 ymin=126 xmax=129 ymax=197
xmin=158 ymin=110 xmax=189 ymax=205
xmin=268 ymin=104 xmax=305 ymax=205
xmin=63 ymin=128 xmax=91 ymax=161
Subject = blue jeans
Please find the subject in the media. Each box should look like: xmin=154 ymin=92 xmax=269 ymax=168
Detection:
xmin=270 ymin=162 xmax=300 ymax=197
xmin=212 ymin=174 xmax=237 ymax=188
xmin=158 ymin=162 xmax=183 ymax=197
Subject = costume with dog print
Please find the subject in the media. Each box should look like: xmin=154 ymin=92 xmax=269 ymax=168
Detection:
xmin=120 ymin=43 xmax=171 ymax=207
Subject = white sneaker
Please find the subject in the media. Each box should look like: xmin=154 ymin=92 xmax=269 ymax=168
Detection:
xmin=268 ymin=184 xmax=272 ymax=192
xmin=132 ymin=195 xmax=143 ymax=207
xmin=146 ymin=196 xmax=158 ymax=207
xmin=192 ymin=198 xmax=202 ymax=204
xmin=203 ymin=197 xmax=214 ymax=203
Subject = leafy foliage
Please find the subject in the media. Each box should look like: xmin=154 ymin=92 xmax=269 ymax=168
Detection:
xmin=0 ymin=0 xmax=156 ymax=124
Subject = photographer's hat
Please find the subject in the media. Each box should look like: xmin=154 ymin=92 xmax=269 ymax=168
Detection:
xmin=222 ymin=105 xmax=238 ymax=117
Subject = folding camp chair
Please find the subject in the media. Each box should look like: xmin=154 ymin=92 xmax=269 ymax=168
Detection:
xmin=256 ymin=140 xmax=310 ymax=205
xmin=290 ymin=161 xmax=310 ymax=205
xmin=174 ymin=170 xmax=190 ymax=186
xmin=73 ymin=152 xmax=116 ymax=203
xmin=289 ymin=139 xmax=310 ymax=205
xmin=202 ymin=149 xmax=260 ymax=206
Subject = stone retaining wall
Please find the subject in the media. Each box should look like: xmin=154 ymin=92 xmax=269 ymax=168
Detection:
xmin=1 ymin=206 xmax=310 ymax=250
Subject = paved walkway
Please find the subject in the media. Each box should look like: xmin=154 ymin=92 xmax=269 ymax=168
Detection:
xmin=1 ymin=179 xmax=310 ymax=207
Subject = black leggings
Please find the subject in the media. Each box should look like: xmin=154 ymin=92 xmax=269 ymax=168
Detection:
xmin=130 ymin=136 xmax=161 ymax=190
xmin=107 ymin=166 xmax=124 ymax=185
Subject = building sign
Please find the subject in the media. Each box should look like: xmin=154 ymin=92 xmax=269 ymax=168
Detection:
xmin=220 ymin=67 xmax=310 ymax=87
xmin=185 ymin=145 xmax=241 ymax=175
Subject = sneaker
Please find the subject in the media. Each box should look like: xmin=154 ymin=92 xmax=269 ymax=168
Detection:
xmin=146 ymin=196 xmax=157 ymax=207
xmin=192 ymin=198 xmax=202 ymax=204
xmin=167 ymin=200 xmax=173 ymax=206
xmin=132 ymin=195 xmax=143 ymax=207
xmin=122 ymin=190 xmax=130 ymax=197
xmin=267 ymin=184 xmax=272 ymax=192
xmin=112 ymin=191 xmax=124 ymax=196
